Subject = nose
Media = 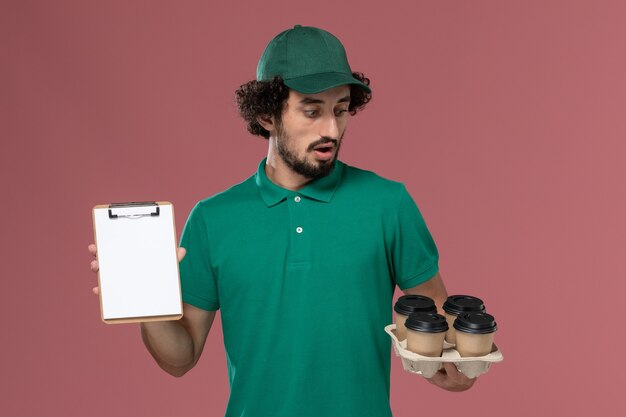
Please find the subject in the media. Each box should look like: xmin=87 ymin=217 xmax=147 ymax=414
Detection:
xmin=319 ymin=114 xmax=340 ymax=139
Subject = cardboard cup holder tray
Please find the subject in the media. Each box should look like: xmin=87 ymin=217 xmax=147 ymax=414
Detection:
xmin=385 ymin=324 xmax=503 ymax=379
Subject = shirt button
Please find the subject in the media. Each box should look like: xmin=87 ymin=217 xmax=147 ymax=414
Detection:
xmin=294 ymin=196 xmax=301 ymax=202
xmin=296 ymin=227 xmax=303 ymax=234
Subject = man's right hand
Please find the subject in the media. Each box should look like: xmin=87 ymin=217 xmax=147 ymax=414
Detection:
xmin=87 ymin=243 xmax=214 ymax=377
xmin=87 ymin=244 xmax=187 ymax=295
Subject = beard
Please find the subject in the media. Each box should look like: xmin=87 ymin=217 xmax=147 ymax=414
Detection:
xmin=275 ymin=123 xmax=344 ymax=180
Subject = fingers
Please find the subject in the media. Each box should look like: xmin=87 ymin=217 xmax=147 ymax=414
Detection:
xmin=425 ymin=363 xmax=459 ymax=385
xmin=90 ymin=260 xmax=99 ymax=295
xmin=177 ymin=247 xmax=186 ymax=262
xmin=441 ymin=362 xmax=460 ymax=377
xmin=88 ymin=244 xmax=99 ymax=295
xmin=425 ymin=368 xmax=446 ymax=385
xmin=423 ymin=363 xmax=476 ymax=392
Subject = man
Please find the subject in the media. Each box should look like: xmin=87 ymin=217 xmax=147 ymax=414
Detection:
xmin=89 ymin=25 xmax=475 ymax=417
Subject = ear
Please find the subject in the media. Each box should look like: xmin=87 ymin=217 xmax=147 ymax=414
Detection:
xmin=256 ymin=114 xmax=276 ymax=134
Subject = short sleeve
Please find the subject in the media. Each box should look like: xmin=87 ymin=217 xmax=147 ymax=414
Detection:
xmin=388 ymin=185 xmax=440 ymax=290
xmin=178 ymin=203 xmax=220 ymax=311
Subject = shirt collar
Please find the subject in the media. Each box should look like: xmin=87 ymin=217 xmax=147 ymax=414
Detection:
xmin=255 ymin=158 xmax=344 ymax=207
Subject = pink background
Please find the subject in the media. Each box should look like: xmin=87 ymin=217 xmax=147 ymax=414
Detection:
xmin=2 ymin=1 xmax=624 ymax=416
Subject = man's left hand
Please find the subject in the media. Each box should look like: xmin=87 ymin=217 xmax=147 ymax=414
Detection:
xmin=425 ymin=362 xmax=476 ymax=392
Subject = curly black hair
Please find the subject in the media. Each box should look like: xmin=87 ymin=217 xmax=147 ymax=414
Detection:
xmin=235 ymin=73 xmax=372 ymax=139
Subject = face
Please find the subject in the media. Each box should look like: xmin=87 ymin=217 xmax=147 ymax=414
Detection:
xmin=274 ymin=85 xmax=351 ymax=179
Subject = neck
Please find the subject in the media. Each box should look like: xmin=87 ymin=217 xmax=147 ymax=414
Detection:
xmin=265 ymin=141 xmax=311 ymax=191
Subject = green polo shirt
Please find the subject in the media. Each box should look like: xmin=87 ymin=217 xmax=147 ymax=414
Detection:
xmin=179 ymin=158 xmax=439 ymax=417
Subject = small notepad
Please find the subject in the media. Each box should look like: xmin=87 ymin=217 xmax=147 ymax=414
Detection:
xmin=92 ymin=201 xmax=183 ymax=323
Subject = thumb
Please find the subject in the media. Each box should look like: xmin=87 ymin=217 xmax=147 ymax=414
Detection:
xmin=177 ymin=247 xmax=187 ymax=262
xmin=442 ymin=362 xmax=460 ymax=376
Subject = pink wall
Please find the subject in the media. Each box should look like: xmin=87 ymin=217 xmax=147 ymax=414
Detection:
xmin=2 ymin=1 xmax=624 ymax=416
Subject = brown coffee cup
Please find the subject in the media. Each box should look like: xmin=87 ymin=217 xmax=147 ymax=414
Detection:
xmin=453 ymin=312 xmax=497 ymax=357
xmin=394 ymin=295 xmax=437 ymax=341
xmin=442 ymin=295 xmax=486 ymax=344
xmin=404 ymin=313 xmax=448 ymax=357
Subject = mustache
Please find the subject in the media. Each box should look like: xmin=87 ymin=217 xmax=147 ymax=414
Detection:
xmin=307 ymin=137 xmax=339 ymax=152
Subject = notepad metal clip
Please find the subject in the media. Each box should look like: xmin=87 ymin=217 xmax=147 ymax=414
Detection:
xmin=108 ymin=201 xmax=160 ymax=219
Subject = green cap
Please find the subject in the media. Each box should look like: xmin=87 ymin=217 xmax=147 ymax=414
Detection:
xmin=256 ymin=25 xmax=371 ymax=94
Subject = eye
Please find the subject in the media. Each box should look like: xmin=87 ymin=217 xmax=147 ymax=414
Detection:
xmin=304 ymin=109 xmax=319 ymax=118
xmin=335 ymin=108 xmax=349 ymax=117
